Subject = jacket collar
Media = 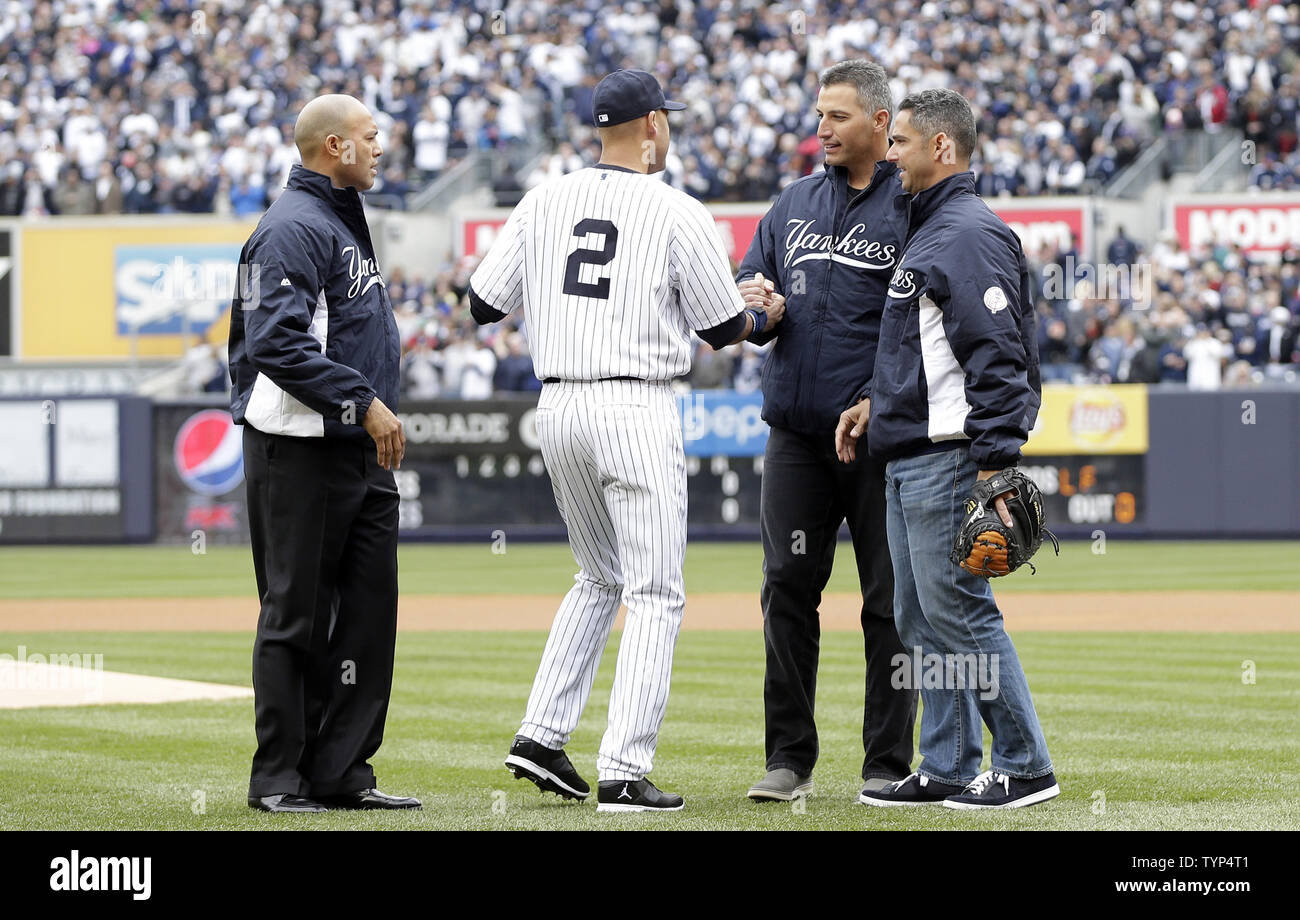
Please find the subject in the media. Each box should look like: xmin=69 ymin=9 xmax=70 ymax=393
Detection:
xmin=828 ymin=160 xmax=899 ymax=197
xmin=906 ymin=170 xmax=976 ymax=228
xmin=287 ymin=164 xmax=365 ymax=213
xmin=286 ymin=164 xmax=376 ymax=256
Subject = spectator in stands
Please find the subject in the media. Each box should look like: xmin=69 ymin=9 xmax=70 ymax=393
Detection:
xmin=686 ymin=340 xmax=736 ymax=389
xmin=21 ymin=166 xmax=52 ymax=216
xmin=1044 ymin=143 xmax=1086 ymax=195
xmin=1261 ymin=305 xmax=1299 ymax=367
xmin=229 ymin=176 xmax=267 ymax=216
xmin=403 ymin=342 xmax=444 ymax=400
xmin=0 ymin=162 xmax=29 ymax=216
xmin=412 ymin=104 xmax=449 ymax=180
xmin=1039 ymin=315 xmax=1076 ymax=382
xmin=1106 ymin=226 xmax=1140 ymax=268
xmin=1222 ymin=360 xmax=1256 ymax=388
xmin=493 ymin=332 xmax=541 ymax=393
xmin=730 ymin=341 xmax=769 ymax=394
xmin=1084 ymin=137 xmax=1118 ymax=187
xmin=123 ymin=164 xmax=160 ymax=214
xmin=1159 ymin=334 xmax=1190 ymax=384
xmin=52 ymin=164 xmax=95 ymax=215
xmin=440 ymin=330 xmax=497 ymax=399
xmin=6 ymin=0 xmax=1296 ymax=213
xmin=1184 ymin=325 xmax=1231 ymax=390
xmin=94 ymin=161 xmax=124 ymax=214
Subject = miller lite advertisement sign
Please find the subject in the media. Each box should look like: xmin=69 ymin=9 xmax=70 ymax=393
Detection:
xmin=154 ymin=403 xmax=248 ymax=543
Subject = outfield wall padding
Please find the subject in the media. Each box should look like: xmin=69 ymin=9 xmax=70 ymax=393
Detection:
xmin=12 ymin=389 xmax=1297 ymax=544
xmin=1145 ymin=390 xmax=1300 ymax=537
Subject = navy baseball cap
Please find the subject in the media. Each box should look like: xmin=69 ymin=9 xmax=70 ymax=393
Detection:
xmin=592 ymin=69 xmax=685 ymax=127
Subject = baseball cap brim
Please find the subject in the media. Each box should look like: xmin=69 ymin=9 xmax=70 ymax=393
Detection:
xmin=663 ymin=100 xmax=687 ymax=111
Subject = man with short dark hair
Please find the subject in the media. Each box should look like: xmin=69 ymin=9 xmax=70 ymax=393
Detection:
xmin=737 ymin=59 xmax=917 ymax=805
xmin=843 ymin=88 xmax=1060 ymax=809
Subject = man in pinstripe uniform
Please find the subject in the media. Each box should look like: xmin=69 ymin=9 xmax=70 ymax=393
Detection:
xmin=469 ymin=70 xmax=785 ymax=812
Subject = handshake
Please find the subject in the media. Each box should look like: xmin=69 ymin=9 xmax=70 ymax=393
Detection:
xmin=737 ymin=272 xmax=786 ymax=333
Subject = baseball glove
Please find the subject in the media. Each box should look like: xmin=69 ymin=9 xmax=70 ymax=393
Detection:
xmin=950 ymin=468 xmax=1059 ymax=577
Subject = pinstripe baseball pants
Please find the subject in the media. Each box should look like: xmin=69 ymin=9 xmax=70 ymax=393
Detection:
xmin=518 ymin=379 xmax=686 ymax=782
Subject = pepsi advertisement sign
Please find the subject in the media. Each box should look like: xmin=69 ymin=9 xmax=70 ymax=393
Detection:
xmin=174 ymin=410 xmax=245 ymax=496
xmin=679 ymin=390 xmax=768 ymax=457
xmin=154 ymin=403 xmax=248 ymax=542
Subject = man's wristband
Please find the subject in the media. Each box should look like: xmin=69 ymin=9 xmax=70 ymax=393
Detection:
xmin=747 ymin=308 xmax=767 ymax=337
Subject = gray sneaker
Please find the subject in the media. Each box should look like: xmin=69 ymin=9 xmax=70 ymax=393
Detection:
xmin=747 ymin=768 xmax=814 ymax=802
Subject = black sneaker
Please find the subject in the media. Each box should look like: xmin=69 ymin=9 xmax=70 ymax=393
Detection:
xmin=504 ymin=736 xmax=590 ymax=800
xmin=858 ymin=771 xmax=966 ymax=807
xmin=596 ymin=778 xmax=684 ymax=813
xmin=942 ymin=770 xmax=1060 ymax=810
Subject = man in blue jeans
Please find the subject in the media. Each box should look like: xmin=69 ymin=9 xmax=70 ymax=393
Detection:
xmin=837 ymin=88 xmax=1060 ymax=809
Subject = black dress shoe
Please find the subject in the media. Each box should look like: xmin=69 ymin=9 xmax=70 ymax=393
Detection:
xmin=317 ymin=788 xmax=422 ymax=810
xmin=247 ymin=793 xmax=328 ymax=813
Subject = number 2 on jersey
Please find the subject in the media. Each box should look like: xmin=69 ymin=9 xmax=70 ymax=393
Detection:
xmin=562 ymin=219 xmax=619 ymax=299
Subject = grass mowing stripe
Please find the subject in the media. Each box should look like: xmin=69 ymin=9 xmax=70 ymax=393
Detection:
xmin=2 ymin=541 xmax=1299 ymax=599
xmin=0 ymin=630 xmax=1295 ymax=830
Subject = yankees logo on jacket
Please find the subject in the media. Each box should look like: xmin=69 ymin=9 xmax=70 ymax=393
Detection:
xmin=867 ymin=170 xmax=1042 ymax=469
xmin=737 ymin=161 xmax=908 ymax=433
xmin=228 ymin=165 xmax=400 ymax=440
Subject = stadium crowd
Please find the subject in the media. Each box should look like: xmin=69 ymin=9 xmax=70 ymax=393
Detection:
xmin=1 ymin=0 xmax=1295 ymax=392
xmin=1033 ymin=234 xmax=1300 ymax=389
xmin=378 ymin=226 xmax=1298 ymax=400
xmin=1 ymin=0 xmax=1299 ymax=215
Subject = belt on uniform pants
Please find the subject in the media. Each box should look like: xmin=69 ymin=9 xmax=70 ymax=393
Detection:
xmin=542 ymin=376 xmax=648 ymax=384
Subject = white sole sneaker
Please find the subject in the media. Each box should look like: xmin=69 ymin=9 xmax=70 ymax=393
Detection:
xmin=596 ymin=801 xmax=685 ymax=813
xmin=857 ymin=794 xmax=945 ymax=807
xmin=504 ymin=755 xmax=589 ymax=799
xmin=941 ymin=783 xmax=1061 ymax=810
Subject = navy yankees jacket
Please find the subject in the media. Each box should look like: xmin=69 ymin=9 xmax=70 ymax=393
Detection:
xmin=867 ymin=171 xmax=1041 ymax=469
xmin=228 ymin=165 xmax=399 ymax=440
xmin=737 ymin=161 xmax=909 ymax=435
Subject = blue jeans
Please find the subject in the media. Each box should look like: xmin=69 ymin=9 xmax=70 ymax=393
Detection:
xmin=884 ymin=444 xmax=1053 ymax=782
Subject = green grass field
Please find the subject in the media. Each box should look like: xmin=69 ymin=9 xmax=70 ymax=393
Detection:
xmin=1 ymin=540 xmax=1299 ymax=598
xmin=1 ymin=542 xmax=1298 ymax=830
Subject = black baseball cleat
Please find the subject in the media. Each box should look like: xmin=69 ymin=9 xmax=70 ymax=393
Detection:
xmin=942 ymin=770 xmax=1060 ymax=810
xmin=316 ymin=788 xmax=422 ymax=810
xmin=596 ymin=778 xmax=684 ymax=813
xmin=504 ymin=735 xmax=591 ymax=800
xmin=247 ymin=793 xmax=327 ymax=813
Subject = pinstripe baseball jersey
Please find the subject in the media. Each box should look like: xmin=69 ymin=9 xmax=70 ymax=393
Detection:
xmin=473 ymin=162 xmax=747 ymax=794
xmin=469 ymin=164 xmax=745 ymax=380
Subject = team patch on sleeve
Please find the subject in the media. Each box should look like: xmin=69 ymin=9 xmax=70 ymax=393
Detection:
xmin=983 ymin=285 xmax=1008 ymax=314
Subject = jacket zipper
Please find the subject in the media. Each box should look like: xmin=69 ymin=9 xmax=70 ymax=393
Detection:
xmin=809 ymin=169 xmax=868 ymax=421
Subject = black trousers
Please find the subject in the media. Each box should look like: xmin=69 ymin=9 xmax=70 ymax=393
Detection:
xmin=760 ymin=425 xmax=917 ymax=780
xmin=243 ymin=426 xmax=400 ymax=798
